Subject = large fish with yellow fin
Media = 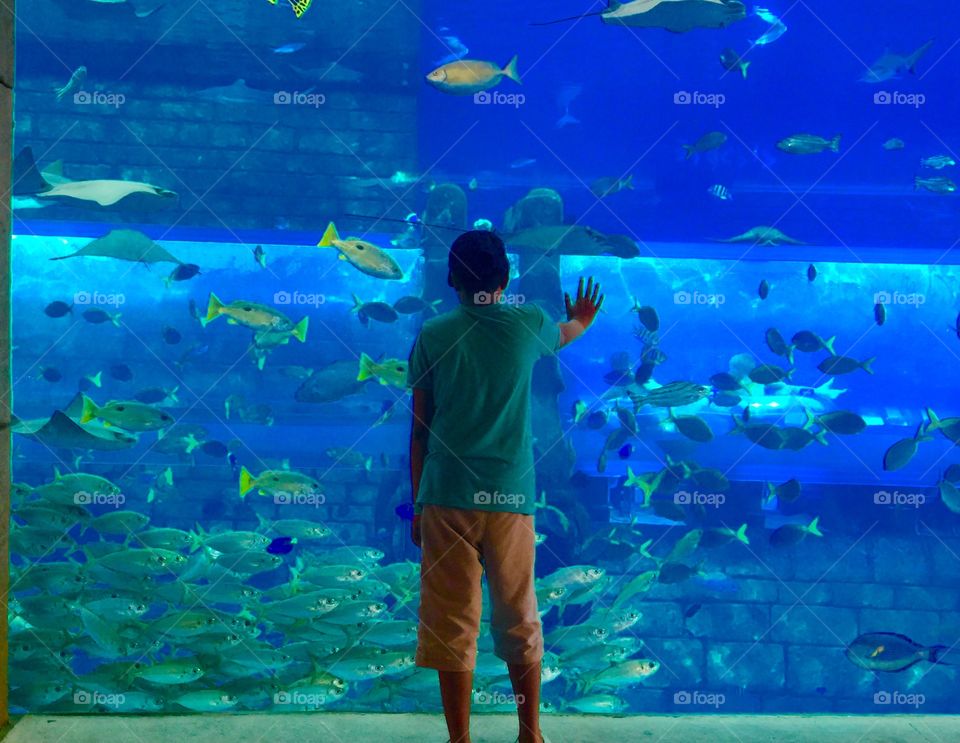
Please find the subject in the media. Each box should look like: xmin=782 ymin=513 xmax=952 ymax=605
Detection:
xmin=317 ymin=222 xmax=403 ymax=280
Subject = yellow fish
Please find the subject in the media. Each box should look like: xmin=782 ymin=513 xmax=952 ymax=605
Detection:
xmin=203 ymin=292 xmax=308 ymax=341
xmin=318 ymin=222 xmax=403 ymax=280
xmin=426 ymin=56 xmax=521 ymax=95
xmin=358 ymin=352 xmax=408 ymax=388
xmin=80 ymin=395 xmax=174 ymax=432
xmin=266 ymin=0 xmax=312 ymax=19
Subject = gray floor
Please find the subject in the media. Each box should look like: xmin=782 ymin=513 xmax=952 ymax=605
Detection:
xmin=1 ymin=713 xmax=956 ymax=742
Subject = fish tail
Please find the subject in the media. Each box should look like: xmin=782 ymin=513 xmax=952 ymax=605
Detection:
xmin=318 ymin=221 xmax=339 ymax=248
xmin=913 ymin=176 xmax=922 ymax=191
xmin=639 ymin=538 xmax=655 ymax=560
xmin=351 ymin=294 xmax=364 ymax=313
xmin=926 ymin=407 xmax=941 ymax=431
xmin=502 ymin=55 xmax=522 ymax=85
xmin=807 ymin=516 xmax=823 ymax=537
xmin=624 ymin=174 xmax=634 ymax=190
xmin=364 ymin=456 xmax=373 ymax=472
xmin=239 ymin=466 xmax=256 ymax=499
xmin=357 ymin=352 xmax=375 ymax=382
xmin=292 ymin=316 xmax=309 ymax=343
xmin=735 ymin=523 xmax=750 ymax=545
xmin=682 ymin=145 xmax=695 ymax=160
xmin=929 ymin=645 xmax=952 ymax=665
xmin=823 ymin=335 xmax=837 ymax=356
xmin=204 ymin=292 xmax=223 ymax=326
xmin=740 ymin=61 xmax=750 ymax=79
xmin=829 ymin=135 xmax=842 ymax=152
xmin=860 ymin=357 xmax=876 ymax=375
xmin=184 ymin=433 xmax=200 ymax=454
xmin=765 ymin=481 xmax=776 ymax=504
xmin=111 ymin=312 xmax=122 ymax=328
xmin=79 ymin=394 xmax=99 ymax=424
xmin=189 ymin=524 xmax=205 ymax=553
xmin=86 ymin=371 xmax=102 ymax=388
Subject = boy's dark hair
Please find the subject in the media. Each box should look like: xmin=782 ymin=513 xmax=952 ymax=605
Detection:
xmin=448 ymin=230 xmax=510 ymax=295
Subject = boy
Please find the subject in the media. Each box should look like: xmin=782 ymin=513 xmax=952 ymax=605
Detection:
xmin=407 ymin=230 xmax=603 ymax=743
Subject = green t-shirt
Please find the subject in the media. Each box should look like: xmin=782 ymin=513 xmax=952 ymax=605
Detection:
xmin=407 ymin=302 xmax=562 ymax=515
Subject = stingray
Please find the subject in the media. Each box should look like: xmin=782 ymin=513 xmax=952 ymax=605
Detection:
xmin=51 ymin=229 xmax=183 ymax=264
xmin=505 ymin=225 xmax=639 ymax=258
xmin=535 ymin=0 xmax=746 ymax=33
xmin=13 ymin=147 xmax=177 ymax=208
xmin=11 ymin=411 xmax=140 ymax=451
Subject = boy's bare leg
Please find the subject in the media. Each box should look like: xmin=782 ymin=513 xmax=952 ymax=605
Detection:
xmin=439 ymin=669 xmax=473 ymax=743
xmin=508 ymin=662 xmax=543 ymax=743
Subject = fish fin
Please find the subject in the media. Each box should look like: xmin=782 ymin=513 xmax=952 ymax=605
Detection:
xmin=86 ymin=371 xmax=103 ymax=388
xmin=239 ymin=466 xmax=256 ymax=499
xmin=823 ymin=335 xmax=837 ymax=355
xmin=111 ymin=313 xmax=122 ymax=328
xmin=639 ymin=538 xmax=655 ymax=560
xmin=765 ymin=482 xmax=776 ymax=504
xmin=351 ymin=294 xmax=364 ymax=313
xmin=735 ymin=523 xmax=750 ymax=545
xmin=318 ymin=222 xmax=339 ymax=248
xmin=502 ymin=55 xmax=521 ymax=85
xmin=364 ymin=456 xmax=373 ymax=472
xmin=357 ymin=352 xmax=374 ymax=382
xmin=292 ymin=317 xmax=309 ymax=343
xmin=929 ymin=645 xmax=953 ymax=665
xmin=829 ymin=135 xmax=842 ymax=152
xmin=807 ymin=516 xmax=823 ymax=537
xmin=167 ymin=385 xmax=180 ymax=403
xmin=624 ymin=174 xmax=634 ymax=190
xmin=79 ymin=394 xmax=99 ymax=424
xmin=183 ymin=433 xmax=200 ymax=454
xmin=740 ymin=61 xmax=750 ymax=79
xmin=926 ymin=407 xmax=941 ymax=431
xmin=204 ymin=292 xmax=223 ymax=326
xmin=682 ymin=145 xmax=695 ymax=160
xmin=12 ymin=147 xmax=52 ymax=195
xmin=189 ymin=524 xmax=205 ymax=553
xmin=860 ymin=357 xmax=876 ymax=375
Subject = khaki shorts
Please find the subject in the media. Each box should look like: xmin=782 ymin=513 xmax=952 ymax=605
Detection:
xmin=416 ymin=504 xmax=543 ymax=672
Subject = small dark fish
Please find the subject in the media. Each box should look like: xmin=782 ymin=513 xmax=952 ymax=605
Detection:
xmin=846 ymin=632 xmax=951 ymax=673
xmin=769 ymin=517 xmax=822 ymax=548
xmin=617 ymin=443 xmax=633 ymax=460
xmin=134 ymin=387 xmax=169 ymax=404
xmin=765 ymin=328 xmax=793 ymax=364
xmin=767 ymin=478 xmax=801 ymax=503
xmin=683 ymin=603 xmax=702 ymax=619
xmin=640 ymin=346 xmax=667 ymax=365
xmin=815 ymin=410 xmax=866 ymax=435
xmin=353 ymin=296 xmax=399 ymax=324
xmin=44 ymin=301 xmax=73 ymax=318
xmin=710 ymin=372 xmax=742 ymax=391
xmin=395 ymin=502 xmax=415 ymax=521
xmin=162 ymin=326 xmax=182 ymax=345
xmin=758 ymin=280 xmax=770 ymax=300
xmin=393 ymin=296 xmax=440 ymax=314
xmin=791 ymin=331 xmax=836 ymax=354
xmin=658 ymin=562 xmax=700 ymax=584
xmin=40 ymin=367 xmax=62 ymax=382
xmin=266 ymin=536 xmax=297 ymax=555
xmin=167 ymin=263 xmax=200 ymax=284
xmin=200 ymin=440 xmax=229 ymax=458
xmin=253 ymin=245 xmax=267 ymax=268
xmin=719 ymin=48 xmax=749 ymax=78
xmin=807 ymin=264 xmax=817 ymax=282
xmin=711 ymin=391 xmax=741 ymax=407
xmin=874 ymin=302 xmax=886 ymax=326
xmin=817 ymin=355 xmax=875 ymax=376
xmin=82 ymin=309 xmax=120 ymax=326
xmin=815 ymin=686 xmax=827 ymax=696
xmin=110 ymin=364 xmax=133 ymax=382
xmin=634 ymin=362 xmax=656 ymax=385
xmin=944 ymin=464 xmax=960 ymax=483
xmin=586 ymin=411 xmax=608 ymax=430
xmin=632 ymin=304 xmax=660 ymax=332
xmin=748 ymin=364 xmax=791 ymax=384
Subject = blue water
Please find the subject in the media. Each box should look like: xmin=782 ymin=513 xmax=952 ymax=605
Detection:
xmin=9 ymin=0 xmax=960 ymax=719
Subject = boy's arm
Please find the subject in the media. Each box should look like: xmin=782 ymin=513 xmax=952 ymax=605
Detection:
xmin=409 ymin=386 xmax=434 ymax=546
xmin=559 ymin=276 xmax=604 ymax=348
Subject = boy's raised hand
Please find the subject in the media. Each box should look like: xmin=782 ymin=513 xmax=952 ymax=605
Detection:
xmin=565 ymin=276 xmax=604 ymax=327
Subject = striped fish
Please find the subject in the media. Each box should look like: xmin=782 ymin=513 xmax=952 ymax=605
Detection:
xmin=707 ymin=184 xmax=733 ymax=201
xmin=629 ymin=381 xmax=709 ymax=409
xmin=267 ymin=0 xmax=313 ymax=18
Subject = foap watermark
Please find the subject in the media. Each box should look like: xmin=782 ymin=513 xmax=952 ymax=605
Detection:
xmin=874 ymin=91 xmax=925 ymax=108
xmin=274 ymin=90 xmax=326 ymax=108
xmin=474 ymin=690 xmax=524 ymax=705
xmin=674 ymin=90 xmax=725 ymax=108
xmin=673 ymin=290 xmax=725 ymax=307
xmin=874 ymin=690 xmax=925 ymax=708
xmin=874 ymin=290 xmax=925 ymax=307
xmin=675 ymin=490 xmax=725 ymax=508
xmin=874 ymin=490 xmax=925 ymax=508
xmin=74 ymin=689 xmax=126 ymax=708
xmin=475 ymin=490 xmax=526 ymax=507
xmin=74 ymin=290 xmax=125 ymax=307
xmin=274 ymin=492 xmax=325 ymax=507
xmin=74 ymin=90 xmax=126 ymax=108
xmin=75 ymin=490 xmax=125 ymax=508
xmin=274 ymin=690 xmax=335 ymax=706
xmin=274 ymin=290 xmax=326 ymax=307
xmin=473 ymin=91 xmax=526 ymax=108
xmin=474 ymin=291 xmax=525 ymax=306
xmin=673 ymin=690 xmax=725 ymax=708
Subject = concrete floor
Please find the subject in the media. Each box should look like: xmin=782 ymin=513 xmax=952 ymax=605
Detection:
xmin=0 ymin=713 xmax=956 ymax=742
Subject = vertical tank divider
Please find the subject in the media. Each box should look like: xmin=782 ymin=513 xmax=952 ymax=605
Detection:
xmin=0 ymin=0 xmax=13 ymax=726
